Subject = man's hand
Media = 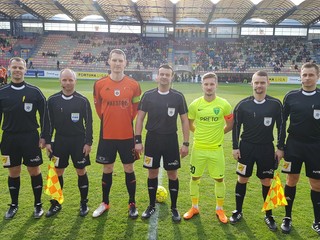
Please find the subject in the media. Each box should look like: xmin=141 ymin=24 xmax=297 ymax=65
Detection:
xmin=39 ymin=138 xmax=46 ymax=149
xmin=83 ymin=144 xmax=92 ymax=157
xmin=232 ymin=149 xmax=241 ymax=161
xmin=45 ymin=144 xmax=53 ymax=159
xmin=274 ymin=149 xmax=284 ymax=170
xmin=180 ymin=145 xmax=189 ymax=158
xmin=135 ymin=143 xmax=144 ymax=155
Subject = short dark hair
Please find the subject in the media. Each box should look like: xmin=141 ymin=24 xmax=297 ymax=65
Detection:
xmin=158 ymin=64 xmax=174 ymax=75
xmin=253 ymin=70 xmax=268 ymax=79
xmin=202 ymin=72 xmax=218 ymax=82
xmin=109 ymin=49 xmax=126 ymax=60
xmin=301 ymin=62 xmax=319 ymax=75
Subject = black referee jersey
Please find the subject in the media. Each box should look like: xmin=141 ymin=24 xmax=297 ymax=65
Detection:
xmin=283 ymin=88 xmax=320 ymax=142
xmin=44 ymin=91 xmax=93 ymax=145
xmin=233 ymin=95 xmax=286 ymax=149
xmin=0 ymin=82 xmax=46 ymax=135
xmin=138 ymin=88 xmax=188 ymax=134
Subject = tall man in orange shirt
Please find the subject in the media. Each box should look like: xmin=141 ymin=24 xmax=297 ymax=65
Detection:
xmin=92 ymin=49 xmax=141 ymax=219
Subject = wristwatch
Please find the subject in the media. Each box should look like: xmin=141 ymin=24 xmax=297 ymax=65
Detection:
xmin=183 ymin=142 xmax=189 ymax=147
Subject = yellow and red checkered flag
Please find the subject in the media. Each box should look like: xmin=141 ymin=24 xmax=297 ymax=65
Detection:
xmin=262 ymin=172 xmax=287 ymax=211
xmin=45 ymin=158 xmax=64 ymax=204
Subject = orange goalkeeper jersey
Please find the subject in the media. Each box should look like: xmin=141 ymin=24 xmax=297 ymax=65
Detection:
xmin=93 ymin=75 xmax=141 ymax=140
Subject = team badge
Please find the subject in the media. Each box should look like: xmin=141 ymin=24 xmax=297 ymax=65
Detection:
xmin=144 ymin=156 xmax=153 ymax=167
xmin=282 ymin=160 xmax=292 ymax=172
xmin=236 ymin=162 xmax=246 ymax=175
xmin=114 ymin=89 xmax=120 ymax=96
xmin=71 ymin=113 xmax=80 ymax=122
xmin=24 ymin=103 xmax=33 ymax=112
xmin=1 ymin=155 xmax=10 ymax=167
xmin=314 ymin=109 xmax=320 ymax=120
xmin=168 ymin=107 xmax=175 ymax=117
xmin=264 ymin=117 xmax=272 ymax=126
xmin=213 ymin=107 xmax=220 ymax=115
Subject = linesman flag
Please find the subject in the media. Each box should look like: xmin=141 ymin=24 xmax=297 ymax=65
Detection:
xmin=45 ymin=157 xmax=64 ymax=204
xmin=262 ymin=172 xmax=287 ymax=211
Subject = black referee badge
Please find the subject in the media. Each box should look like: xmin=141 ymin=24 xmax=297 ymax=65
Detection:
xmin=71 ymin=113 xmax=80 ymax=122
xmin=167 ymin=107 xmax=175 ymax=117
xmin=24 ymin=103 xmax=33 ymax=112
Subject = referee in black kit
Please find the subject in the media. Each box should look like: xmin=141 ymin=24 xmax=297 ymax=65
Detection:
xmin=0 ymin=57 xmax=46 ymax=219
xmin=281 ymin=62 xmax=320 ymax=235
xmin=135 ymin=64 xmax=189 ymax=222
xmin=44 ymin=68 xmax=93 ymax=217
xmin=230 ymin=70 xmax=286 ymax=231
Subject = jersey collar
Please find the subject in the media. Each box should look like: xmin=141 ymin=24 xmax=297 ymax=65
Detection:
xmin=253 ymin=98 xmax=266 ymax=104
xmin=62 ymin=94 xmax=74 ymax=100
xmin=302 ymin=90 xmax=316 ymax=96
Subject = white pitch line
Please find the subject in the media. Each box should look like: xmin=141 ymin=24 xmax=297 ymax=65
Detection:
xmin=147 ymin=158 xmax=164 ymax=240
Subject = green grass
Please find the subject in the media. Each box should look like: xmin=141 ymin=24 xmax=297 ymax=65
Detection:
xmin=0 ymin=78 xmax=315 ymax=240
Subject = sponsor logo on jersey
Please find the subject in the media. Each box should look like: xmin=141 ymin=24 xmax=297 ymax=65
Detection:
xmin=106 ymin=99 xmax=129 ymax=108
xmin=314 ymin=109 xmax=320 ymax=119
xmin=168 ymin=107 xmax=175 ymax=117
xmin=114 ymin=89 xmax=120 ymax=96
xmin=213 ymin=107 xmax=220 ymax=115
xmin=264 ymin=117 xmax=272 ymax=126
xmin=71 ymin=113 xmax=80 ymax=122
xmin=200 ymin=116 xmax=219 ymax=121
xmin=24 ymin=103 xmax=33 ymax=112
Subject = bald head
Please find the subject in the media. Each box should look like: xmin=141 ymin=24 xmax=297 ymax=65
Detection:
xmin=60 ymin=68 xmax=77 ymax=95
xmin=60 ymin=68 xmax=76 ymax=80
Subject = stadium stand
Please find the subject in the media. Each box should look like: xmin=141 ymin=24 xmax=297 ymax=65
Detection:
xmin=5 ymin=32 xmax=315 ymax=76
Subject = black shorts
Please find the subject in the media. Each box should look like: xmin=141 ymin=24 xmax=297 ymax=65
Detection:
xmin=1 ymin=131 xmax=43 ymax=168
xmin=96 ymin=138 xmax=135 ymax=165
xmin=143 ymin=132 xmax=180 ymax=170
xmin=236 ymin=141 xmax=275 ymax=179
xmin=52 ymin=135 xmax=90 ymax=169
xmin=283 ymin=136 xmax=320 ymax=179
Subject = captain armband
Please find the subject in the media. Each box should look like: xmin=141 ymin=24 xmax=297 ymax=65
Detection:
xmin=224 ymin=113 xmax=234 ymax=120
xmin=134 ymin=135 xmax=142 ymax=144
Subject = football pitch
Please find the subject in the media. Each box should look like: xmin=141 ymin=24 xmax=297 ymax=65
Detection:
xmin=0 ymin=78 xmax=315 ymax=240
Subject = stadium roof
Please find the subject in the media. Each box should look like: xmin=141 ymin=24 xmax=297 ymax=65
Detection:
xmin=0 ymin=0 xmax=319 ymax=27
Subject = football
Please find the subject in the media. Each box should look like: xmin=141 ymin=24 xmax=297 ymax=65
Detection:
xmin=156 ymin=186 xmax=168 ymax=203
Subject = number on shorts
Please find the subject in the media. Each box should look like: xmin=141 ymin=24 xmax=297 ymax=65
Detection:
xmin=190 ymin=164 xmax=195 ymax=174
